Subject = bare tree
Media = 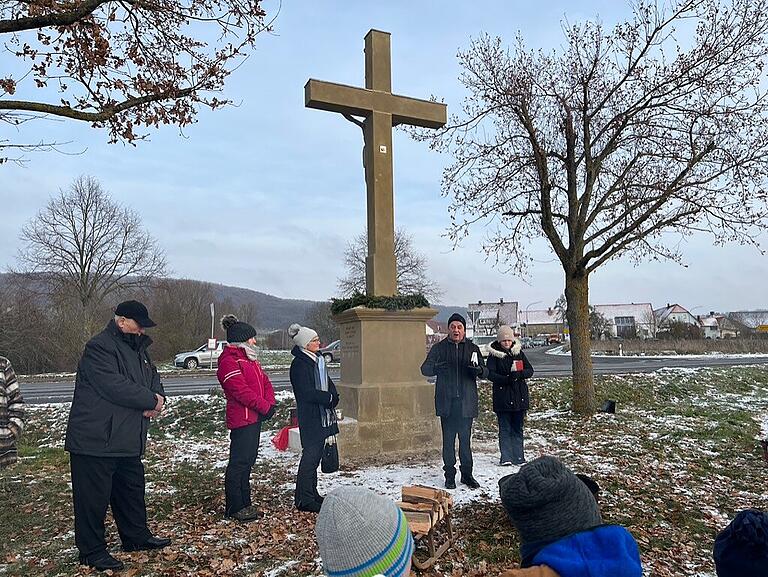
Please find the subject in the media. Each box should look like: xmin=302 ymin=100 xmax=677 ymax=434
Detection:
xmin=145 ymin=278 xmax=216 ymax=362
xmin=338 ymin=227 xmax=443 ymax=301
xmin=303 ymin=301 xmax=339 ymax=345
xmin=416 ymin=0 xmax=768 ymax=413
xmin=588 ymin=306 xmax=610 ymax=340
xmin=16 ymin=175 xmax=167 ymax=341
xmin=0 ymin=0 xmax=271 ymax=162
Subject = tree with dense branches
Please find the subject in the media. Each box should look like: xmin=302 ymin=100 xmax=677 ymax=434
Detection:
xmin=338 ymin=227 xmax=442 ymax=301
xmin=16 ymin=175 xmax=167 ymax=342
xmin=0 ymin=0 xmax=270 ymax=162
xmin=416 ymin=0 xmax=768 ymax=413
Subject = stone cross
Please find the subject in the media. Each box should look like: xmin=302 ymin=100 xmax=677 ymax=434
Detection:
xmin=305 ymin=29 xmax=446 ymax=297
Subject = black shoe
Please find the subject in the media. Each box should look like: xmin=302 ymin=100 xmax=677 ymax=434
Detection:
xmin=445 ymin=477 xmax=456 ymax=489
xmin=79 ymin=551 xmax=124 ymax=571
xmin=461 ymin=475 xmax=480 ymax=489
xmin=297 ymin=500 xmax=322 ymax=513
xmin=122 ymin=536 xmax=171 ymax=552
xmin=228 ymin=505 xmax=263 ymax=522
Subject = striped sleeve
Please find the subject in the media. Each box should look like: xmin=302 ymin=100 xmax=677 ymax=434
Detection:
xmin=4 ymin=359 xmax=24 ymax=438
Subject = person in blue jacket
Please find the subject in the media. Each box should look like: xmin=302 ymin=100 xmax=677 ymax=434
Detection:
xmin=498 ymin=455 xmax=643 ymax=577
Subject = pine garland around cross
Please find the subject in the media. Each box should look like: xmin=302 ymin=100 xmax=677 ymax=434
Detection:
xmin=330 ymin=293 xmax=430 ymax=315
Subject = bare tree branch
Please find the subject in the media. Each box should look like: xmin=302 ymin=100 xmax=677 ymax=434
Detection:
xmin=337 ymin=227 xmax=443 ymax=301
xmin=415 ymin=0 xmax=768 ymax=414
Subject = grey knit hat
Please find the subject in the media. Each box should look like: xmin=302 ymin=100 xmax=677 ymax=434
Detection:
xmin=316 ymin=486 xmax=414 ymax=577
xmin=288 ymin=323 xmax=319 ymax=349
xmin=498 ymin=456 xmax=601 ymax=547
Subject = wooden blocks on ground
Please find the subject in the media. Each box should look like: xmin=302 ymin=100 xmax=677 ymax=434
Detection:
xmin=398 ymin=485 xmax=455 ymax=569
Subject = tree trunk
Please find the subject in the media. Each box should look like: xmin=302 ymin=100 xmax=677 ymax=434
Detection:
xmin=565 ymin=272 xmax=595 ymax=415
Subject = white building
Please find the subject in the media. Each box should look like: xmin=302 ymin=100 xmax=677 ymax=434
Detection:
xmin=654 ymin=304 xmax=699 ymax=332
xmin=466 ymin=300 xmax=519 ymax=337
xmin=594 ymin=303 xmax=656 ymax=339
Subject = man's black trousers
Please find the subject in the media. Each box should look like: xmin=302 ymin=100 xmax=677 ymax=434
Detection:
xmin=440 ymin=397 xmax=474 ymax=478
xmin=70 ymin=453 xmax=153 ymax=557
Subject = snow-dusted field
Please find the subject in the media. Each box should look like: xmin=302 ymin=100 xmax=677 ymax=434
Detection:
xmin=8 ymin=364 xmax=768 ymax=576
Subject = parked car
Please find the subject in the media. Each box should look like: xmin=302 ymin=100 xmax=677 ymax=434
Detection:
xmin=532 ymin=336 xmax=548 ymax=347
xmin=520 ymin=336 xmax=534 ymax=349
xmin=174 ymin=340 xmax=227 ymax=369
xmin=319 ymin=339 xmax=342 ymax=363
xmin=547 ymin=334 xmax=562 ymax=344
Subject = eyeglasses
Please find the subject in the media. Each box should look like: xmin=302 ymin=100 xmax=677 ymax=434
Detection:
xmin=310 ymin=337 xmax=321 ymax=343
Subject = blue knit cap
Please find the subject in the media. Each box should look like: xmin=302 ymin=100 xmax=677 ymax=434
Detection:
xmin=714 ymin=509 xmax=768 ymax=577
xmin=316 ymin=486 xmax=414 ymax=577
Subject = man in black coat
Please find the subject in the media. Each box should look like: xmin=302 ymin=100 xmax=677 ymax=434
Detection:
xmin=65 ymin=300 xmax=170 ymax=571
xmin=421 ymin=312 xmax=487 ymax=489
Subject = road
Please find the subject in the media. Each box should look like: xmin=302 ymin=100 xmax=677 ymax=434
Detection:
xmin=20 ymin=348 xmax=768 ymax=404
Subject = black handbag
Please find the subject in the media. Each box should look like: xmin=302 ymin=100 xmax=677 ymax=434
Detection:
xmin=321 ymin=436 xmax=339 ymax=473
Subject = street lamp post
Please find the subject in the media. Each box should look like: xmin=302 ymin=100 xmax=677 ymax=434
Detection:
xmin=524 ymin=301 xmax=542 ymax=338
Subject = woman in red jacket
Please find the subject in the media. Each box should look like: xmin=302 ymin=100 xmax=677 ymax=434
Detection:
xmin=217 ymin=315 xmax=276 ymax=521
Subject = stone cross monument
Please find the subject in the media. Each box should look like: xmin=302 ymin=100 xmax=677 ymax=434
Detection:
xmin=305 ymin=29 xmax=446 ymax=297
xmin=304 ymin=30 xmax=446 ymax=458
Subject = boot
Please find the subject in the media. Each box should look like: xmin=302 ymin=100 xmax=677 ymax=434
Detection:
xmin=444 ymin=466 xmax=456 ymax=489
xmin=460 ymin=466 xmax=480 ymax=489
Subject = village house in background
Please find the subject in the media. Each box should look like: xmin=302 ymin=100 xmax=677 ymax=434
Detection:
xmin=700 ymin=312 xmax=744 ymax=339
xmin=592 ymin=303 xmax=656 ymax=339
xmin=465 ymin=300 xmax=519 ymax=337
xmin=520 ymin=308 xmax=565 ymax=339
xmin=654 ymin=304 xmax=699 ymax=331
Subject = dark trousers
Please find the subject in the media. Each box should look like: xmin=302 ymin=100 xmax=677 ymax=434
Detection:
xmin=440 ymin=398 xmax=474 ymax=478
xmin=70 ymin=453 xmax=153 ymax=557
xmin=295 ymin=437 xmax=324 ymax=508
xmin=225 ymin=420 xmax=261 ymax=516
xmin=497 ymin=410 xmax=526 ymax=464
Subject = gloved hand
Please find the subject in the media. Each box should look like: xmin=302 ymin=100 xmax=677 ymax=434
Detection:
xmin=433 ymin=361 xmax=449 ymax=374
xmin=262 ymin=405 xmax=277 ymax=421
xmin=467 ymin=364 xmax=483 ymax=377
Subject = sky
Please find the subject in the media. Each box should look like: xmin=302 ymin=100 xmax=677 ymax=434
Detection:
xmin=2 ymin=0 xmax=767 ymax=314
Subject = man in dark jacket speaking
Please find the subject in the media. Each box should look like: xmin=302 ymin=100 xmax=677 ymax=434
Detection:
xmin=65 ymin=300 xmax=170 ymax=571
xmin=421 ymin=312 xmax=487 ymax=490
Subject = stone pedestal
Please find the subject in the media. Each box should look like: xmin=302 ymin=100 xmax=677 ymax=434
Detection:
xmin=333 ymin=306 xmax=440 ymax=459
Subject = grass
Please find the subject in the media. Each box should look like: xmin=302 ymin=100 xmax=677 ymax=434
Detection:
xmin=3 ymin=365 xmax=768 ymax=576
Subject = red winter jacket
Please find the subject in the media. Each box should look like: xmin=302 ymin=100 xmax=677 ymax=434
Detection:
xmin=217 ymin=345 xmax=276 ymax=429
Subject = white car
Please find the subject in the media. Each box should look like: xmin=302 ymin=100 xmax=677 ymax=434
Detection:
xmin=174 ymin=340 xmax=227 ymax=369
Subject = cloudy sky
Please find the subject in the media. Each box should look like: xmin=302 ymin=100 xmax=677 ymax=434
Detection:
xmin=3 ymin=0 xmax=767 ymax=314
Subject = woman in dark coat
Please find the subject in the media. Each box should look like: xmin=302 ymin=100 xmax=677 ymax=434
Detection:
xmin=288 ymin=323 xmax=339 ymax=512
xmin=485 ymin=325 xmax=534 ymax=465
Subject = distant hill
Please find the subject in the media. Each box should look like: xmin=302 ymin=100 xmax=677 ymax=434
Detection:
xmin=210 ymin=282 xmax=465 ymax=329
xmin=0 ymin=272 xmax=464 ymax=330
xmin=208 ymin=283 xmax=317 ymax=330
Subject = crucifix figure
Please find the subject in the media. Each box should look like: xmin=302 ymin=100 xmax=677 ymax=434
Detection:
xmin=305 ymin=29 xmax=446 ymax=297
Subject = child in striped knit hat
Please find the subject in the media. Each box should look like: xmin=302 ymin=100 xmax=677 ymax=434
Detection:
xmin=315 ymin=486 xmax=414 ymax=577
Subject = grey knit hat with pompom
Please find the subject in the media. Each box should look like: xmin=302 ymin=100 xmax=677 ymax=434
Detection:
xmin=288 ymin=323 xmax=318 ymax=348
xmin=498 ymin=455 xmax=601 ymax=547
xmin=221 ymin=314 xmax=256 ymax=343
